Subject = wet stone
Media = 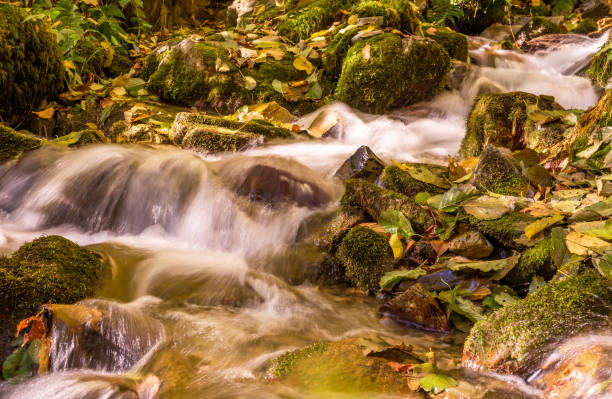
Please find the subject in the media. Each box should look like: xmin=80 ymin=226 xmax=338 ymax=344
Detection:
xmin=379 ymin=284 xmax=450 ymax=332
xmin=334 ymin=145 xmax=386 ymax=182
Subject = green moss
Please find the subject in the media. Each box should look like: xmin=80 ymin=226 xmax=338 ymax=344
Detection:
xmin=503 ymin=238 xmax=555 ymax=287
xmin=473 ymin=145 xmax=526 ymax=196
xmin=589 ymin=39 xmax=612 ymax=87
xmin=337 ymin=227 xmax=392 ymax=292
xmin=379 ymin=165 xmax=446 ymax=197
xmin=463 ymin=271 xmax=612 ymax=375
xmin=106 ymin=54 xmax=133 ymax=78
xmin=425 ymin=28 xmax=468 ymax=61
xmin=335 ymin=33 xmax=450 ymax=114
xmin=269 ymin=342 xmax=327 ymax=378
xmin=573 ymin=18 xmax=598 ymax=34
xmin=460 ymin=92 xmax=556 ymax=158
xmin=0 ymin=3 xmax=65 ymax=122
xmin=278 ymin=0 xmax=348 ymax=42
xmin=267 ymin=339 xmax=413 ymax=394
xmin=473 ymin=211 xmax=534 ymax=249
xmin=516 ymin=17 xmax=565 ymax=44
xmin=524 ymin=111 xmax=581 ymax=153
xmin=341 ymin=178 xmax=435 ymax=233
xmin=0 ymin=124 xmax=42 ymax=163
xmin=75 ymin=37 xmax=106 ymax=79
xmin=53 ymin=130 xmax=105 ymax=147
xmin=452 ymin=0 xmax=506 ymax=34
xmin=350 ymin=0 xmax=422 ymax=32
xmin=323 ymin=25 xmax=366 ymax=78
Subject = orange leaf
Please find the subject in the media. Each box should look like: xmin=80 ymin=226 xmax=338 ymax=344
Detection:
xmin=361 ymin=43 xmax=371 ymax=60
xmin=32 ymin=107 xmax=55 ymax=119
xmin=386 ymin=361 xmax=413 ymax=372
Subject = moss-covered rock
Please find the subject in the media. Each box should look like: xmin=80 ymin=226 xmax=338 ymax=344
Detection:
xmin=350 ymin=0 xmax=422 ymax=32
xmin=335 ymin=33 xmax=450 ymax=114
xmin=170 ymin=112 xmax=292 ymax=153
xmin=516 ymin=17 xmax=565 ymax=48
xmin=573 ymin=18 xmax=598 ymax=34
xmin=463 ymin=271 xmax=612 ymax=375
xmin=472 ymin=211 xmax=535 ymax=249
xmin=379 ymin=164 xmax=447 ymax=197
xmin=589 ymin=38 xmax=612 ymax=88
xmin=0 ymin=3 xmax=64 ymax=122
xmin=278 ymin=0 xmax=347 ymax=42
xmin=116 ymin=124 xmax=169 ymax=144
xmin=337 ymin=226 xmax=392 ymax=292
xmin=341 ymin=178 xmax=436 ymax=233
xmin=323 ymin=25 xmax=367 ymax=78
xmin=503 ymin=238 xmax=555 ymax=287
xmin=53 ymin=129 xmax=106 ymax=147
xmin=425 ymin=28 xmax=468 ymax=61
xmin=0 ymin=124 xmax=42 ymax=163
xmin=452 ymin=0 xmax=506 ymax=34
xmin=0 ymin=236 xmax=109 ymax=358
xmin=267 ymin=339 xmax=415 ymax=394
xmin=472 ymin=145 xmax=527 ymax=196
xmin=524 ymin=110 xmax=580 ymax=153
xmin=460 ymin=92 xmax=557 ymax=158
xmin=142 ymin=38 xmax=320 ymax=114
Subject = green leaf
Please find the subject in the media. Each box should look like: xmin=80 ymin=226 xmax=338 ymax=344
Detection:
xmin=378 ymin=210 xmax=416 ymax=239
xmin=419 ymin=373 xmax=458 ymax=394
xmin=405 ymin=164 xmax=450 ymax=188
xmin=551 ymin=227 xmax=569 ymax=268
xmin=2 ymin=346 xmax=32 ymax=380
xmin=447 ymin=254 xmax=520 ymax=274
xmin=593 ymin=252 xmax=612 ymax=279
xmin=462 ymin=195 xmax=511 ymax=220
xmin=524 ymin=212 xmax=564 ymax=239
xmin=528 ymin=275 xmax=546 ymax=295
xmin=415 ymin=192 xmax=431 ymax=205
xmin=272 ymin=79 xmax=287 ymax=94
xmin=379 ymin=267 xmax=427 ymax=290
xmin=581 ymin=218 xmax=612 ymax=241
xmin=482 ymin=295 xmax=502 ymax=310
xmin=305 ymin=81 xmax=322 ymax=99
xmin=439 ymin=184 xmax=480 ymax=210
xmin=437 ymin=289 xmax=485 ymax=322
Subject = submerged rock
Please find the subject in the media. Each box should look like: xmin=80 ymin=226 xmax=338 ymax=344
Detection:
xmin=267 ymin=339 xmax=419 ymax=395
xmin=472 ymin=145 xmax=527 ymax=196
xmin=0 ymin=124 xmax=42 ymax=164
xmin=334 ymin=145 xmax=385 ymax=182
xmin=170 ymin=112 xmax=292 ymax=153
xmin=462 ymin=271 xmax=612 ymax=376
xmin=380 ymin=284 xmax=450 ymax=332
xmin=0 ymin=3 xmax=64 ymax=122
xmin=460 ymin=92 xmax=558 ymax=158
xmin=335 ymin=33 xmax=450 ymax=114
xmin=337 ymin=226 xmax=392 ymax=292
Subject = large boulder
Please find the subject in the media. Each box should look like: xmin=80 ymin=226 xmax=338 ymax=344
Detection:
xmin=425 ymin=27 xmax=468 ymax=61
xmin=0 ymin=124 xmax=42 ymax=164
xmin=335 ymin=33 xmax=450 ymax=114
xmin=462 ymin=271 xmax=612 ymax=376
xmin=460 ymin=92 xmax=558 ymax=158
xmin=0 ymin=3 xmax=64 ymax=123
xmin=472 ymin=145 xmax=527 ymax=196
xmin=350 ymin=0 xmax=422 ymax=32
xmin=278 ymin=0 xmax=347 ymax=42
xmin=142 ymin=38 xmax=320 ymax=114
xmin=0 ymin=236 xmax=110 ymax=357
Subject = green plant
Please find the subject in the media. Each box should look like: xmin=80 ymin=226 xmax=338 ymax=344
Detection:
xmin=426 ymin=0 xmax=463 ymax=27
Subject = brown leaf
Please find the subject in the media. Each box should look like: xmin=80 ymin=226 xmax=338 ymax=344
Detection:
xmin=361 ymin=43 xmax=371 ymax=60
xmin=386 ymin=361 xmax=413 ymax=373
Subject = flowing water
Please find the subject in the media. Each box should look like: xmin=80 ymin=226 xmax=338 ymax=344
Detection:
xmin=0 ymin=32 xmax=610 ymax=398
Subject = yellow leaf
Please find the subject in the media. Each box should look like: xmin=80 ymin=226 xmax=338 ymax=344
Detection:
xmin=243 ymin=76 xmax=257 ymax=90
xmin=347 ymin=14 xmax=358 ymax=25
xmin=565 ymin=231 xmax=611 ymax=256
xmin=110 ymin=87 xmax=128 ymax=98
xmin=426 ymin=27 xmax=437 ymax=35
xmin=524 ymin=212 xmax=564 ymax=239
xmin=263 ymin=47 xmax=285 ymax=61
xmin=389 ymin=233 xmax=404 ymax=259
xmin=89 ymin=83 xmax=105 ymax=91
xmin=63 ymin=60 xmax=76 ymax=70
xmin=293 ymin=56 xmax=313 ymax=75
xmin=32 ymin=107 xmax=55 ymax=119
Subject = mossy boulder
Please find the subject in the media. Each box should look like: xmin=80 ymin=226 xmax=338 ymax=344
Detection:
xmin=0 ymin=3 xmax=64 ymax=123
xmin=170 ymin=112 xmax=292 ymax=153
xmin=0 ymin=236 xmax=109 ymax=356
xmin=472 ymin=211 xmax=535 ymax=249
xmin=589 ymin=37 xmax=612 ymax=87
xmin=267 ymin=339 xmax=416 ymax=395
xmin=516 ymin=17 xmax=565 ymax=48
xmin=341 ymin=178 xmax=436 ymax=233
xmin=0 ymin=124 xmax=42 ymax=164
xmin=323 ymin=25 xmax=368 ymax=78
xmin=335 ymin=33 xmax=450 ymax=114
xmin=425 ymin=28 xmax=468 ymax=61
xmin=277 ymin=0 xmax=347 ymax=42
xmin=350 ymin=0 xmax=422 ymax=32
xmin=337 ymin=226 xmax=392 ymax=292
xmin=452 ymin=0 xmax=506 ymax=34
xmin=142 ymin=38 xmax=319 ymax=114
xmin=52 ymin=129 xmax=106 ymax=147
xmin=472 ymin=145 xmax=527 ymax=196
xmin=503 ymin=238 xmax=555 ymax=288
xmin=460 ymin=92 xmax=557 ymax=158
xmin=524 ymin=110 xmax=580 ymax=153
xmin=379 ymin=164 xmax=447 ymax=197
xmin=463 ymin=270 xmax=612 ymax=376
xmin=572 ymin=18 xmax=598 ymax=34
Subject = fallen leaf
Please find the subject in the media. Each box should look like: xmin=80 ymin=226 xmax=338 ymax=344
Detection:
xmin=361 ymin=43 xmax=371 ymax=60
xmin=524 ymin=212 xmax=564 ymax=239
xmin=379 ymin=267 xmax=427 ymax=290
xmin=32 ymin=107 xmax=55 ymax=119
xmin=565 ymin=231 xmax=612 ymax=256
xmin=243 ymin=76 xmax=257 ymax=90
xmin=462 ymin=195 xmax=511 ymax=220
xmin=215 ymin=58 xmax=231 ymax=72
xmin=293 ymin=56 xmax=314 ymax=75
xmin=110 ymin=87 xmax=128 ymax=98
xmin=389 ymin=233 xmax=404 ymax=259
xmin=419 ymin=373 xmax=458 ymax=395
